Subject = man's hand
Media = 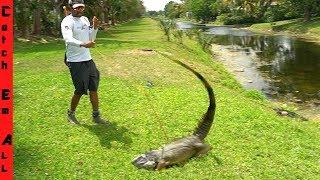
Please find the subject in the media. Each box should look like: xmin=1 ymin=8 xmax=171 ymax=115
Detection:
xmin=80 ymin=41 xmax=95 ymax=48
xmin=63 ymin=6 xmax=70 ymax=17
xmin=93 ymin=16 xmax=100 ymax=30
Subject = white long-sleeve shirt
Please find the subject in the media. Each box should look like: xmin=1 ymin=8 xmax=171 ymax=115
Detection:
xmin=61 ymin=15 xmax=98 ymax=62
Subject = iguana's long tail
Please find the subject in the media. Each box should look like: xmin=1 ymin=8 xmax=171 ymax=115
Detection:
xmin=156 ymin=51 xmax=216 ymax=140
xmin=173 ymin=60 xmax=215 ymax=140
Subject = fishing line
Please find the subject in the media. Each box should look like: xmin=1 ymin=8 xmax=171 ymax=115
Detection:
xmin=94 ymin=48 xmax=170 ymax=143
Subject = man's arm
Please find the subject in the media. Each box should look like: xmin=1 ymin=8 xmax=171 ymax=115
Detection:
xmin=61 ymin=17 xmax=95 ymax=48
xmin=61 ymin=17 xmax=83 ymax=47
xmin=89 ymin=16 xmax=100 ymax=41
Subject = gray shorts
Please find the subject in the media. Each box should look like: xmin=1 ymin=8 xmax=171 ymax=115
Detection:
xmin=68 ymin=60 xmax=100 ymax=95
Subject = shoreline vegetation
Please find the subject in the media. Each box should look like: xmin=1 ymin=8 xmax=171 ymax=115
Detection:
xmin=181 ymin=17 xmax=320 ymax=44
xmin=248 ymin=17 xmax=320 ymax=43
xmin=181 ymin=16 xmax=320 ymax=43
xmin=14 ymin=18 xmax=320 ymax=178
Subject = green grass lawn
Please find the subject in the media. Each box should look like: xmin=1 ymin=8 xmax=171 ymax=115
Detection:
xmin=249 ymin=17 xmax=320 ymax=42
xmin=14 ymin=18 xmax=320 ymax=179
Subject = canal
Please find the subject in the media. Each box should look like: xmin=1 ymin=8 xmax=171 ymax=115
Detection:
xmin=177 ymin=22 xmax=320 ymax=119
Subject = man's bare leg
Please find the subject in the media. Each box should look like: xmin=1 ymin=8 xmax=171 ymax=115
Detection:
xmin=67 ymin=94 xmax=82 ymax=124
xmin=71 ymin=94 xmax=82 ymax=112
xmin=90 ymin=91 xmax=108 ymax=124
xmin=89 ymin=91 xmax=99 ymax=111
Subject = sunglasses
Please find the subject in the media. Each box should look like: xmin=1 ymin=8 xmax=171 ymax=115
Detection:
xmin=73 ymin=6 xmax=85 ymax=11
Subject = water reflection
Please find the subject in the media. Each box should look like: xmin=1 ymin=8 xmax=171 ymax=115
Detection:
xmin=207 ymin=27 xmax=254 ymax=36
xmin=178 ymin=22 xmax=320 ymax=105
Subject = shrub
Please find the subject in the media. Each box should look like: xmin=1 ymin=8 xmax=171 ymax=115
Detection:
xmin=216 ymin=13 xmax=256 ymax=25
xmin=184 ymin=28 xmax=200 ymax=39
xmin=263 ymin=5 xmax=300 ymax=22
xmin=195 ymin=32 xmax=214 ymax=53
xmin=159 ymin=18 xmax=175 ymax=41
xmin=172 ymin=29 xmax=184 ymax=44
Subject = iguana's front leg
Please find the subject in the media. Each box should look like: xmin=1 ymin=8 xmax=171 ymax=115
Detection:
xmin=156 ymin=159 xmax=170 ymax=170
xmin=195 ymin=143 xmax=212 ymax=157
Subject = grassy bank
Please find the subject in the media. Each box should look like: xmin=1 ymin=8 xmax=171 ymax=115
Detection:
xmin=249 ymin=17 xmax=320 ymax=42
xmin=14 ymin=18 xmax=320 ymax=179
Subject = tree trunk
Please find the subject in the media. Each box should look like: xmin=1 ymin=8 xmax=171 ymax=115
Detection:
xmin=304 ymin=6 xmax=311 ymax=22
xmin=20 ymin=9 xmax=30 ymax=37
xmin=103 ymin=9 xmax=110 ymax=24
xmin=111 ymin=16 xmax=116 ymax=26
xmin=110 ymin=11 xmax=116 ymax=25
xmin=33 ymin=8 xmax=41 ymax=35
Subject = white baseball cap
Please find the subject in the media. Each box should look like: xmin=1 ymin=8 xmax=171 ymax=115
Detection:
xmin=69 ymin=0 xmax=85 ymax=8
xmin=72 ymin=3 xmax=85 ymax=8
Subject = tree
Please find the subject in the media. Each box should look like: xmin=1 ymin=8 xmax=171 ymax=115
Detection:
xmin=14 ymin=0 xmax=32 ymax=37
xmin=164 ymin=1 xmax=183 ymax=19
xmin=217 ymin=0 xmax=273 ymax=21
xmin=184 ymin=0 xmax=217 ymax=23
xmin=281 ymin=0 xmax=320 ymax=22
xmin=14 ymin=0 xmax=145 ymax=37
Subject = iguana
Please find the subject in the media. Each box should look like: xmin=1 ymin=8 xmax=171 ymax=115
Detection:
xmin=132 ymin=58 xmax=216 ymax=170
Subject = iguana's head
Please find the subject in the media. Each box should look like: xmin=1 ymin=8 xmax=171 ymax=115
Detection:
xmin=132 ymin=150 xmax=160 ymax=170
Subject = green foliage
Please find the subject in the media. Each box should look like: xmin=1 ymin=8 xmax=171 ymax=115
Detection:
xmin=195 ymin=32 xmax=214 ymax=53
xmin=261 ymin=0 xmax=320 ymax=23
xmin=244 ymin=89 xmax=267 ymax=101
xmin=164 ymin=1 xmax=184 ymax=19
xmin=172 ymin=29 xmax=184 ymax=44
xmin=180 ymin=0 xmax=320 ymax=24
xmin=263 ymin=5 xmax=299 ymax=22
xmin=216 ymin=13 xmax=256 ymax=25
xmin=159 ymin=18 xmax=175 ymax=41
xmin=249 ymin=17 xmax=320 ymax=41
xmin=184 ymin=28 xmax=200 ymax=39
xmin=215 ymin=13 xmax=229 ymax=25
xmin=146 ymin=10 xmax=164 ymax=17
xmin=184 ymin=0 xmax=217 ymax=23
xmin=14 ymin=0 xmax=32 ymax=37
xmin=14 ymin=0 xmax=145 ymax=37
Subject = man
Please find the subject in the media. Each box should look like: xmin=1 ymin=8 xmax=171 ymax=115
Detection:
xmin=61 ymin=0 xmax=108 ymax=125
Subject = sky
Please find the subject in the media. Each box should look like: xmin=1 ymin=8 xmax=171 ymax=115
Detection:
xmin=142 ymin=0 xmax=182 ymax=12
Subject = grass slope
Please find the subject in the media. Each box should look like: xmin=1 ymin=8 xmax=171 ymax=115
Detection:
xmin=249 ymin=17 xmax=320 ymax=42
xmin=14 ymin=18 xmax=320 ymax=179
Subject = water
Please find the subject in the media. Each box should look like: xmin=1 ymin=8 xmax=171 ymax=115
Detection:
xmin=177 ymin=22 xmax=320 ymax=112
